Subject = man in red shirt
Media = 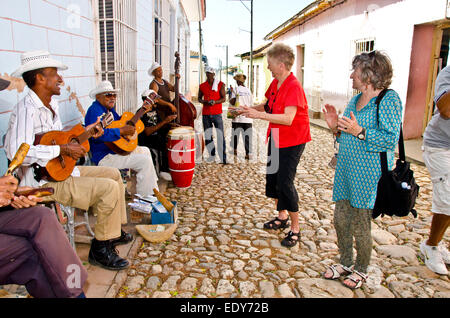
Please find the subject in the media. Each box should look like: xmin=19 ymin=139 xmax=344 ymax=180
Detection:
xmin=198 ymin=67 xmax=227 ymax=164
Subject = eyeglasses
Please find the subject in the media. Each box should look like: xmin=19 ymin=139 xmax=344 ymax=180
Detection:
xmin=104 ymin=93 xmax=117 ymax=98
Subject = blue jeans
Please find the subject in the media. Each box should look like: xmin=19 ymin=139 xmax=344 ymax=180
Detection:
xmin=202 ymin=114 xmax=227 ymax=163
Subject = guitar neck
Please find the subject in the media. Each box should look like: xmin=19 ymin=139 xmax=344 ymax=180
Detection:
xmin=129 ymin=107 xmax=147 ymax=125
xmin=78 ymin=116 xmax=110 ymax=144
xmin=77 ymin=126 xmax=97 ymax=145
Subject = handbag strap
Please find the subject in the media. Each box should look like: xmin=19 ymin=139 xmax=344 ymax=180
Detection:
xmin=375 ymin=89 xmax=405 ymax=174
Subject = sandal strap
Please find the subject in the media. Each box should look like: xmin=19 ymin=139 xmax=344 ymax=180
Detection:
xmin=264 ymin=217 xmax=288 ymax=229
xmin=286 ymin=230 xmax=300 ymax=240
xmin=351 ymin=270 xmax=368 ymax=282
xmin=325 ymin=264 xmax=352 ymax=279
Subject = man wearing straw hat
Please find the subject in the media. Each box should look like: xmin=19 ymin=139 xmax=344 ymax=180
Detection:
xmin=229 ymin=73 xmax=253 ymax=160
xmin=85 ymin=80 xmax=159 ymax=197
xmin=138 ymin=62 xmax=178 ymax=182
xmin=5 ymin=51 xmax=131 ymax=271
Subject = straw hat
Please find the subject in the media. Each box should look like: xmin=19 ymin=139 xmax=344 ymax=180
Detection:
xmin=205 ymin=66 xmax=216 ymax=74
xmin=233 ymin=73 xmax=246 ymax=82
xmin=11 ymin=50 xmax=68 ymax=78
xmin=148 ymin=62 xmax=161 ymax=77
xmin=0 ymin=78 xmax=10 ymax=91
xmin=89 ymin=80 xmax=120 ymax=99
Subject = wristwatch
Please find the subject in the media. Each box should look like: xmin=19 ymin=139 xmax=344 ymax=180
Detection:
xmin=357 ymin=127 xmax=366 ymax=140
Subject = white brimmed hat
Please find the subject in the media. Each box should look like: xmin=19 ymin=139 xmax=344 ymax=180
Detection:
xmin=148 ymin=62 xmax=161 ymax=77
xmin=89 ymin=80 xmax=120 ymax=99
xmin=11 ymin=50 xmax=68 ymax=78
xmin=205 ymin=66 xmax=215 ymax=74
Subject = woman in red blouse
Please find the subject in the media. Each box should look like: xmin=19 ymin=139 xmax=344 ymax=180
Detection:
xmin=240 ymin=43 xmax=311 ymax=247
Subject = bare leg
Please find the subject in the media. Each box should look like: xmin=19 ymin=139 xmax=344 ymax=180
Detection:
xmin=427 ymin=213 xmax=450 ymax=246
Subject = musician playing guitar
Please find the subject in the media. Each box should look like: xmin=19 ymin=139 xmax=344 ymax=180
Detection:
xmin=85 ymin=80 xmax=159 ymax=197
xmin=5 ymin=51 xmax=132 ymax=271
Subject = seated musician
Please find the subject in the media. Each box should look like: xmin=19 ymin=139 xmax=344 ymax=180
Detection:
xmin=4 ymin=51 xmax=132 ymax=271
xmin=138 ymin=62 xmax=178 ymax=181
xmin=85 ymin=81 xmax=159 ymax=195
xmin=0 ymin=175 xmax=88 ymax=298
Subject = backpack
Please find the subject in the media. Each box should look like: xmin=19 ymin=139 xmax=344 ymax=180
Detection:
xmin=372 ymin=89 xmax=419 ymax=219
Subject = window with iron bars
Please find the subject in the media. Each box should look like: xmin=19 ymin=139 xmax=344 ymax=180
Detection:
xmin=96 ymin=0 xmax=137 ymax=114
xmin=352 ymin=39 xmax=375 ymax=96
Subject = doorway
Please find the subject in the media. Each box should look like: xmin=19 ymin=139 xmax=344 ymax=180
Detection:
xmin=296 ymin=45 xmax=305 ymax=86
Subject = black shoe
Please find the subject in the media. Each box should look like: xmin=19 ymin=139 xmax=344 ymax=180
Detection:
xmin=88 ymin=238 xmax=129 ymax=270
xmin=110 ymin=230 xmax=133 ymax=246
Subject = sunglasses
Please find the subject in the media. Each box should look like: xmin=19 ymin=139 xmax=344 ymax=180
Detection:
xmin=104 ymin=93 xmax=117 ymax=98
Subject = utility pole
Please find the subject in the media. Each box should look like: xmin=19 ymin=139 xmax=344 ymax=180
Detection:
xmin=227 ymin=0 xmax=253 ymax=92
xmin=199 ymin=21 xmax=204 ymax=85
xmin=226 ymin=45 xmax=229 ymax=89
xmin=216 ymin=44 xmax=229 ymax=88
xmin=250 ymin=0 xmax=253 ymax=93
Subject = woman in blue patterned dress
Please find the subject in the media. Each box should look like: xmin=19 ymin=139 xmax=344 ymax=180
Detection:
xmin=322 ymin=51 xmax=402 ymax=289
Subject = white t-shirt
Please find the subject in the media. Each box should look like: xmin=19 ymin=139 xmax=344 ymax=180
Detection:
xmin=424 ymin=65 xmax=450 ymax=149
xmin=230 ymin=85 xmax=253 ymax=124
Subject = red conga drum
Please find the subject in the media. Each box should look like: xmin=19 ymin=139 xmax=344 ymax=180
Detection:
xmin=167 ymin=126 xmax=196 ymax=188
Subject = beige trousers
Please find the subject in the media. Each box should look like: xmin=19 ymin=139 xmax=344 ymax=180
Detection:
xmin=42 ymin=166 xmax=127 ymax=241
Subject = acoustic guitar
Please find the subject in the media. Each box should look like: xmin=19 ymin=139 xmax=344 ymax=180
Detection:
xmin=105 ymin=90 xmax=160 ymax=155
xmin=34 ymin=112 xmax=114 ymax=182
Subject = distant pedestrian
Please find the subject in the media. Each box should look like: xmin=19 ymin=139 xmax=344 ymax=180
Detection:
xmin=322 ymin=51 xmax=402 ymax=289
xmin=229 ymin=73 xmax=253 ymax=160
xmin=227 ymin=85 xmax=234 ymax=100
xmin=198 ymin=66 xmax=228 ymax=164
xmin=239 ymin=43 xmax=311 ymax=248
xmin=419 ymin=65 xmax=450 ymax=275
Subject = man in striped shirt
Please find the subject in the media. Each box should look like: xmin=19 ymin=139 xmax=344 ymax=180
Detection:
xmin=5 ymin=51 xmax=131 ymax=271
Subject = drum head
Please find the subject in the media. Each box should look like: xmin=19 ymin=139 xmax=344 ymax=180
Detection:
xmin=168 ymin=126 xmax=195 ymax=139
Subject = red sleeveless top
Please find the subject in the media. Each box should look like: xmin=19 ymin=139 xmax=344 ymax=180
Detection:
xmin=199 ymin=81 xmax=224 ymax=115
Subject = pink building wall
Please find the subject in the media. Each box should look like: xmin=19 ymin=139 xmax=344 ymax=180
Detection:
xmin=404 ymin=25 xmax=434 ymax=140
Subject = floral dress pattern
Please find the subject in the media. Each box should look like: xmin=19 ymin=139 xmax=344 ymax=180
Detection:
xmin=333 ymin=90 xmax=403 ymax=209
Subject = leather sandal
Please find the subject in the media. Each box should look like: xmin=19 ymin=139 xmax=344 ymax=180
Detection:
xmin=281 ymin=230 xmax=300 ymax=247
xmin=264 ymin=217 xmax=289 ymax=230
xmin=323 ymin=264 xmax=353 ymax=280
xmin=342 ymin=270 xmax=368 ymax=290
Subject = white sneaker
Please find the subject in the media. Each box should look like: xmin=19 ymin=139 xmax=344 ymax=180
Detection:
xmin=420 ymin=241 xmax=449 ymax=275
xmin=438 ymin=243 xmax=450 ymax=265
xmin=159 ymin=172 xmax=172 ymax=181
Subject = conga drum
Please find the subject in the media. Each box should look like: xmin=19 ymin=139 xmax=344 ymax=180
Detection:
xmin=167 ymin=126 xmax=196 ymax=188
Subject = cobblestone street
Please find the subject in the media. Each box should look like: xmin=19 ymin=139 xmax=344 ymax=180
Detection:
xmin=118 ymin=114 xmax=450 ymax=298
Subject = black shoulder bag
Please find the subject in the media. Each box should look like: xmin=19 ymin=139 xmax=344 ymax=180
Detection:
xmin=372 ymin=89 xmax=419 ymax=219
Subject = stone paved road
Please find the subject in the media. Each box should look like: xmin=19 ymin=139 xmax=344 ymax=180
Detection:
xmin=119 ymin=115 xmax=449 ymax=298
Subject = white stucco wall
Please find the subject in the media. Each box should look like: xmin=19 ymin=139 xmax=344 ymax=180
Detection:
xmin=0 ymin=0 xmax=96 ymax=174
xmin=0 ymin=0 xmax=196 ymax=174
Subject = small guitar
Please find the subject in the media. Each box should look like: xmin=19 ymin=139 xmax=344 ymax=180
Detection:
xmin=34 ymin=112 xmax=114 ymax=182
xmin=105 ymin=90 xmax=160 ymax=155
xmin=15 ymin=187 xmax=54 ymax=198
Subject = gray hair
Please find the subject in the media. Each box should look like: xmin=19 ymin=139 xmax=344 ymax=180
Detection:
xmin=352 ymin=50 xmax=393 ymax=90
xmin=267 ymin=43 xmax=295 ymax=71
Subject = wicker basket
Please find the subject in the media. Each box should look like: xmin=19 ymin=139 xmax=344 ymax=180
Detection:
xmin=136 ymin=223 xmax=177 ymax=243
